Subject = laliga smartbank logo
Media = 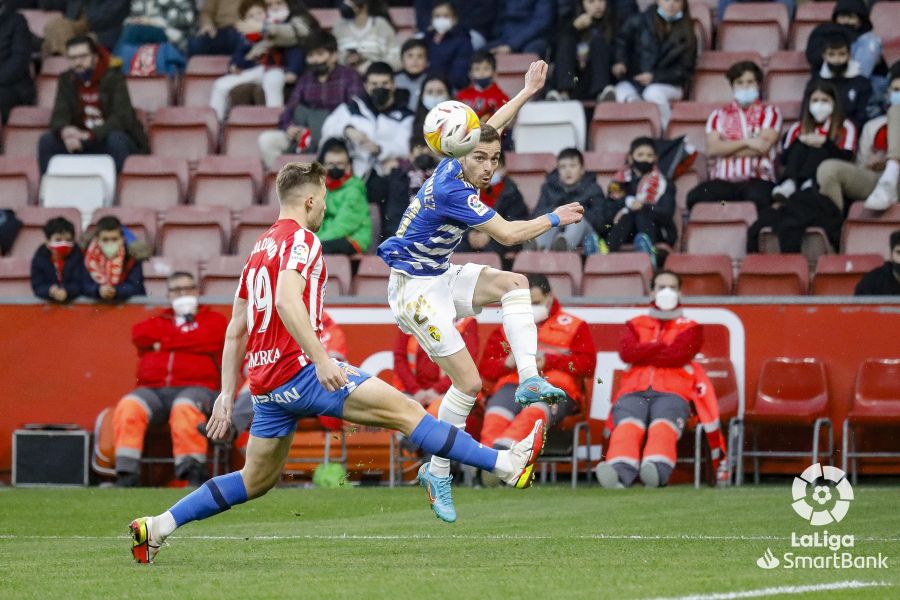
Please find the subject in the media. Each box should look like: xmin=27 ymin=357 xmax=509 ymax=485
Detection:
xmin=755 ymin=463 xmax=889 ymax=571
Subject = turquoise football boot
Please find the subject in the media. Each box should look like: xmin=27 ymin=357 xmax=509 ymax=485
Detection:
xmin=417 ymin=462 xmax=457 ymax=523
xmin=514 ymin=376 xmax=567 ymax=406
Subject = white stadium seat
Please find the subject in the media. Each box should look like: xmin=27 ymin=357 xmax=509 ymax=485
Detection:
xmin=512 ymin=101 xmax=586 ymax=153
xmin=40 ymin=155 xmax=117 ymax=229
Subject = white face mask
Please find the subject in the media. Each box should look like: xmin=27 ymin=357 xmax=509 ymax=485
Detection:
xmin=422 ymin=94 xmax=449 ymax=110
xmin=172 ymin=295 xmax=199 ymax=317
xmin=432 ymin=16 xmax=453 ymax=34
xmin=267 ymin=6 xmax=290 ymax=23
xmin=654 ymin=287 xmax=679 ymax=311
xmin=532 ymin=302 xmax=550 ymax=324
xmin=808 ymin=100 xmax=833 ymax=123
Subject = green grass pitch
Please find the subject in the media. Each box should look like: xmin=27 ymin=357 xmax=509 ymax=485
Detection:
xmin=1 ymin=485 xmax=898 ymax=599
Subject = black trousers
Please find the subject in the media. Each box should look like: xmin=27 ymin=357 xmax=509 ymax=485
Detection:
xmin=321 ymin=237 xmax=357 ymax=255
xmin=686 ymin=178 xmax=775 ymax=214
xmin=38 ymin=130 xmax=136 ymax=173
xmin=747 ymin=189 xmax=843 ymax=253
xmin=554 ymin=32 xmax=612 ymax=99
xmin=781 ymin=141 xmax=833 ymax=184
xmin=607 ymin=205 xmax=674 ymax=250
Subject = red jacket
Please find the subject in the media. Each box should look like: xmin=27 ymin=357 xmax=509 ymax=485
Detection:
xmin=132 ymin=306 xmax=228 ymax=391
xmin=393 ymin=317 xmax=479 ymax=394
xmin=455 ymin=82 xmax=510 ymax=121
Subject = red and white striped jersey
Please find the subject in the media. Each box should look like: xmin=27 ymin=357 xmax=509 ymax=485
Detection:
xmin=237 ymin=219 xmax=328 ymax=395
xmin=784 ymin=118 xmax=858 ymax=154
xmin=705 ymin=101 xmax=782 ymax=182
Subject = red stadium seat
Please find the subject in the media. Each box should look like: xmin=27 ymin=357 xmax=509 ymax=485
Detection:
xmin=666 ymin=102 xmax=720 ymax=155
xmin=885 ymin=38 xmax=900 ymax=67
xmin=842 ymin=202 xmax=900 ymax=257
xmin=0 ymin=257 xmax=32 ymax=296
xmin=812 ymin=254 xmax=884 ymax=295
xmin=233 ymin=204 xmax=279 ymax=256
xmin=353 ymin=255 xmax=390 ymax=296
xmin=118 ymin=156 xmax=189 ymax=209
xmin=8 ymin=206 xmax=82 ymax=259
xmin=0 ymin=156 xmax=40 ymax=207
xmin=2 ymin=107 xmax=52 ymax=158
xmin=388 ymin=6 xmax=416 ymax=38
xmin=690 ymin=1 xmax=712 ymax=50
xmin=192 ymin=156 xmax=263 ymax=210
xmin=224 ymin=106 xmax=282 ymax=158
xmin=91 ymin=207 xmax=158 ymax=248
xmin=718 ymin=22 xmax=783 ymax=57
xmin=180 ymin=55 xmax=230 ymax=107
xmin=842 ymin=358 xmax=900 ymax=483
xmin=324 ymin=254 xmax=352 ymax=297
xmin=512 ymin=251 xmax=582 ymax=296
xmin=685 ymin=202 xmax=757 ymax=259
xmin=142 ymin=256 xmax=198 ymax=297
xmin=744 ymin=357 xmax=832 ymax=483
xmin=159 ymin=206 xmax=231 ymax=261
xmin=791 ymin=2 xmax=834 ymax=51
xmin=19 ymin=9 xmax=62 ymax=37
xmin=35 ymin=56 xmax=69 ymax=109
xmin=764 ymin=51 xmax=810 ymax=103
xmin=736 ymin=254 xmax=809 ymax=296
xmin=690 ymin=52 xmax=763 ymax=103
xmin=149 ymin=107 xmax=218 ymax=162
xmin=494 ymin=53 xmax=540 ymax=96
xmin=583 ymin=151 xmax=626 ymax=191
xmin=665 ymin=254 xmax=733 ymax=295
xmin=504 ymin=153 xmax=556 ymax=212
xmin=200 ymin=255 xmax=246 ymax=296
xmin=450 ymin=252 xmax=502 ymax=270
xmin=694 ymin=357 xmax=740 ymax=423
xmin=126 ymin=76 xmax=172 ymax=114
xmin=590 ymin=102 xmax=660 ymax=154
xmin=582 ymin=253 xmax=653 ymax=297
xmin=722 ymin=3 xmax=789 ymax=39
xmin=309 ymin=8 xmax=339 ymax=30
xmin=871 ymin=2 xmax=900 ymax=45
xmin=265 ymin=153 xmax=318 ymax=204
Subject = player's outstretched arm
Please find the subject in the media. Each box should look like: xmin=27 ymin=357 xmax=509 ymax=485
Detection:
xmin=207 ymin=296 xmax=249 ymax=441
xmin=274 ymin=269 xmax=349 ymax=392
xmin=486 ymin=60 xmax=547 ymax=135
xmin=474 ymin=201 xmax=584 ymax=246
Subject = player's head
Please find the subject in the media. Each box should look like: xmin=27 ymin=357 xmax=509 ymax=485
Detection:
xmin=557 ymin=147 xmax=585 ymax=187
xmin=401 ymin=38 xmax=428 ymax=77
xmin=651 ymin=270 xmax=682 ymax=311
xmin=469 ymin=50 xmax=496 ymax=88
xmin=526 ymin=273 xmax=554 ymax=323
xmin=276 ymin=161 xmax=328 ymax=231
xmin=458 ymin=123 xmax=501 ymax=189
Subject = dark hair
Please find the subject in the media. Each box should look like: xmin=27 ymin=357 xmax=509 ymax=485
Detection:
xmin=470 ymin=50 xmax=496 ymax=71
xmin=889 ymin=61 xmax=900 ymax=84
xmin=167 ymin=271 xmax=196 ymax=285
xmin=823 ymin=31 xmax=851 ymax=52
xmin=239 ymin=0 xmax=266 ymax=18
xmin=629 ymin=136 xmax=656 ymax=155
xmin=526 ymin=273 xmax=552 ymax=295
xmin=651 ymin=270 xmax=681 ymax=290
xmin=356 ymin=0 xmax=395 ymax=29
xmin=401 ymin=38 xmax=427 ymax=56
xmin=364 ymin=61 xmax=395 ymax=82
xmin=65 ymin=35 xmax=97 ymax=53
xmin=306 ymin=29 xmax=338 ymax=54
xmin=95 ymin=216 xmax=123 ymax=234
xmin=43 ymin=217 xmax=75 ymax=239
xmin=276 ymin=161 xmax=327 ymax=203
xmin=726 ymin=60 xmax=763 ymax=86
xmin=890 ymin=229 xmax=900 ymax=250
xmin=478 ymin=123 xmax=501 ymax=146
xmin=801 ymin=80 xmax=845 ymax=140
xmin=557 ymin=147 xmax=584 ymax=165
xmin=576 ymin=0 xmax=614 ymax=42
xmin=318 ymin=137 xmax=351 ymax=162
xmin=286 ymin=0 xmax=316 ymax=23
xmin=409 ymin=135 xmax=428 ymax=149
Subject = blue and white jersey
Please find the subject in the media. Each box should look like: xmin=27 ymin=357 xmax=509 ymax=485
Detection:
xmin=377 ymin=157 xmax=496 ymax=277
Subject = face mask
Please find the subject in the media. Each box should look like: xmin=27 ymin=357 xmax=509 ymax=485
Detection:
xmin=654 ymin=287 xmax=679 ymax=311
xmin=370 ymin=87 xmax=391 ymax=108
xmin=172 ymin=295 xmax=199 ymax=317
xmin=48 ymin=240 xmax=73 ymax=259
xmin=809 ymin=100 xmax=834 ymax=123
xmin=99 ymin=240 xmax=120 ymax=259
xmin=326 ymin=166 xmax=346 ymax=181
xmin=413 ymin=154 xmax=438 ymax=171
xmin=339 ymin=3 xmax=356 ymax=19
xmin=474 ymin=77 xmax=493 ymax=89
xmin=889 ymin=90 xmax=900 ymax=106
xmin=432 ymin=16 xmax=453 ymax=34
xmin=78 ymin=67 xmax=94 ymax=83
xmin=532 ymin=302 xmax=550 ymax=324
xmin=734 ymin=87 xmax=759 ymax=106
xmin=422 ymin=94 xmax=448 ymax=110
xmin=656 ymin=7 xmax=683 ymax=22
xmin=267 ymin=6 xmax=290 ymax=22
xmin=308 ymin=61 xmax=330 ymax=75
xmin=827 ymin=61 xmax=848 ymax=77
xmin=632 ymin=160 xmax=654 ymax=175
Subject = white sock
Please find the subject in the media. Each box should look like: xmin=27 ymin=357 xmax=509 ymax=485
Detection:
xmin=153 ymin=511 xmax=177 ymax=540
xmin=881 ymin=159 xmax=899 ymax=184
xmin=492 ymin=450 xmax=513 ymax=479
xmin=500 ymin=289 xmax=539 ymax=381
xmin=429 ymin=386 xmax=476 ymax=478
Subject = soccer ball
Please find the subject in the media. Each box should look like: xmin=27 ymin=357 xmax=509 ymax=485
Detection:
xmin=423 ymin=100 xmax=482 ymax=158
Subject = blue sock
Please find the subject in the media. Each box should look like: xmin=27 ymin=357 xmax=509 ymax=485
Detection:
xmin=409 ymin=414 xmax=498 ymax=472
xmin=169 ymin=471 xmax=248 ymax=527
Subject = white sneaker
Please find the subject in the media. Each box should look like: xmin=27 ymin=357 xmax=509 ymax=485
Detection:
xmin=639 ymin=462 xmax=661 ymax=488
xmin=771 ymin=179 xmax=796 ymax=200
xmin=501 ymin=420 xmax=545 ymax=488
xmin=864 ymin=178 xmax=899 ymax=211
xmin=594 ymin=462 xmax=624 ymax=489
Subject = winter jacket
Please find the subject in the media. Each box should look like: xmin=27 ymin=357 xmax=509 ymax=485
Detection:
xmin=0 ymin=9 xmax=35 ymax=107
xmin=49 ymin=47 xmax=150 ymax=153
xmin=414 ymin=0 xmax=499 ymax=40
xmin=65 ymin=0 xmax=131 ymax=50
xmin=809 ymin=61 xmax=873 ymax=128
xmin=124 ymin=0 xmax=196 ymax=49
xmin=805 ymin=0 xmax=882 ymax=72
xmin=491 ymin=0 xmax=555 ymax=53
xmin=854 ymin=263 xmax=900 ymax=296
xmin=132 ymin=306 xmax=228 ymax=391
xmin=534 ymin=171 xmax=607 ymax=234
xmin=318 ymin=176 xmax=372 ymax=252
xmin=30 ymin=244 xmax=84 ymax=302
xmin=614 ymin=8 xmax=696 ymax=88
xmin=603 ymin=165 xmax=677 ymax=244
xmin=333 ymin=15 xmax=401 ymax=71
xmin=244 ymin=13 xmax=319 ymax=63
xmin=81 ymin=254 xmax=146 ymax=301
xmin=425 ymin=25 xmax=474 ymax=91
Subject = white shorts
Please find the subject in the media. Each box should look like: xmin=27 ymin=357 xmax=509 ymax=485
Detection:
xmin=387 ymin=263 xmax=487 ymax=358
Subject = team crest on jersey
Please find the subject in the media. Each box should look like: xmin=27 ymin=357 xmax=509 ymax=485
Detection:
xmin=291 ymin=242 xmax=310 ymax=264
xmin=338 ymin=361 xmax=360 ymax=376
xmin=467 ymin=194 xmax=488 ymax=216
xmin=427 ymin=325 xmax=442 ymax=342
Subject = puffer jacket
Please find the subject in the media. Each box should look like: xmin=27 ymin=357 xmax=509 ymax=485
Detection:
xmin=614 ymin=8 xmax=697 ymax=88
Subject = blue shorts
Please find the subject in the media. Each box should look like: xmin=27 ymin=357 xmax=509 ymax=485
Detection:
xmin=249 ymin=361 xmax=371 ymax=438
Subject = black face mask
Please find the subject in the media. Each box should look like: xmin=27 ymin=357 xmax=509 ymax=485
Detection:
xmin=413 ymin=154 xmax=438 ymax=171
xmin=77 ymin=67 xmax=94 ymax=83
xmin=632 ymin=160 xmax=654 ymax=175
xmin=827 ymin=61 xmax=849 ymax=76
xmin=327 ymin=166 xmax=346 ymax=180
xmin=308 ymin=62 xmax=330 ymax=75
xmin=339 ymin=2 xmax=356 ymax=19
xmin=370 ymin=87 xmax=391 ymax=108
xmin=474 ymin=77 xmax=493 ymax=89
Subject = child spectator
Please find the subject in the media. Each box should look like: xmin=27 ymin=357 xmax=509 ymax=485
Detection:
xmin=457 ymin=153 xmax=528 ymax=255
xmin=487 ymin=0 xmax=555 ymax=57
xmin=811 ymin=32 xmax=873 ymax=128
xmin=613 ymin=0 xmax=697 ymax=129
xmin=806 ymin=0 xmax=884 ymax=82
xmin=423 ymin=1 xmax=473 ymax=91
xmin=233 ymin=0 xmax=319 ymax=85
xmin=414 ymin=0 xmax=498 ymax=48
xmin=333 ymin=0 xmax=401 ymax=73
xmin=317 ymin=138 xmax=372 ymax=255
xmin=456 ymin=51 xmax=509 ymax=122
xmin=395 ymin=39 xmax=430 ymax=111
xmin=0 ymin=5 xmax=36 ymax=123
xmin=549 ymin=0 xmax=618 ymax=102
xmin=82 ymin=216 xmax=146 ymax=302
xmin=31 ymin=217 xmax=84 ymax=303
xmin=412 ymin=75 xmax=452 ymax=138
xmin=189 ymin=0 xmax=242 ymax=56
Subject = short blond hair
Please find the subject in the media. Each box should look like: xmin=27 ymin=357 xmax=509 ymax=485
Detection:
xmin=276 ymin=162 xmax=326 ymax=205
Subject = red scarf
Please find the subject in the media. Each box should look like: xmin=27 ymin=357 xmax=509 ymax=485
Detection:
xmin=76 ymin=47 xmax=110 ymax=131
xmin=480 ymin=180 xmax=505 ymax=208
xmin=84 ymin=239 xmax=129 ymax=286
xmin=612 ymin=166 xmax=666 ymax=206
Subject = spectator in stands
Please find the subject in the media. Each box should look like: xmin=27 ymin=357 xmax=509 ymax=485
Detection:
xmin=112 ymin=271 xmax=227 ymax=487
xmin=31 ymin=217 xmax=84 ymax=303
xmin=613 ymin=0 xmax=696 ymax=129
xmin=412 ymin=75 xmax=452 ymax=137
xmin=487 ymin=0 xmax=554 ymax=57
xmin=119 ymin=0 xmax=197 ymax=54
xmin=422 ymin=1 xmax=473 ymax=91
xmin=395 ymin=39 xmax=429 ymax=111
xmin=810 ymin=32 xmax=873 ymax=129
xmin=383 ymin=137 xmax=438 ymax=241
xmin=457 ymin=152 xmax=528 ymax=255
xmin=316 ymin=138 xmax=372 ymax=254
xmin=530 ymin=148 xmax=606 ymax=253
xmin=321 ymin=61 xmax=414 ymax=178
xmin=686 ymin=61 xmax=782 ymax=215
xmin=81 ymin=216 xmax=145 ymax=302
xmin=548 ymin=0 xmax=618 ymax=103
xmin=456 ymin=50 xmax=509 ymax=122
xmin=41 ymin=0 xmax=130 ymax=55
xmin=188 ymin=0 xmax=242 ymax=56
xmin=38 ymin=35 xmax=149 ymax=174
xmin=806 ymin=0 xmax=884 ymax=83
xmin=414 ymin=0 xmax=497 ymax=49
xmin=257 ymin=30 xmax=363 ymax=169
xmin=0 ymin=5 xmax=35 ymax=124
xmin=333 ymin=0 xmax=401 ymax=73
xmin=818 ymin=62 xmax=900 ymax=212
xmin=208 ymin=0 xmax=304 ymax=120
xmin=595 ymin=270 xmax=702 ymax=489
xmin=855 ymin=230 xmax=900 ymax=296
xmin=479 ymin=273 xmax=596 ymax=484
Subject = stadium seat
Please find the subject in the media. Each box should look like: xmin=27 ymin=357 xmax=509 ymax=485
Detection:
xmin=842 ymin=358 xmax=900 ymax=484
xmin=19 ymin=9 xmax=62 ymax=38
xmin=871 ymin=2 xmax=900 ymax=46
xmin=736 ymin=254 xmax=809 ymax=296
xmin=691 ymin=356 xmax=741 ymax=486
xmin=690 ymin=52 xmax=763 ymax=103
xmin=812 ymin=254 xmax=884 ymax=296
xmin=40 ymin=155 xmax=116 ymax=227
xmin=149 ymin=107 xmax=218 ymax=162
xmin=352 ymin=255 xmax=390 ymax=296
xmin=125 ymin=76 xmax=172 ymax=114
xmin=324 ymin=254 xmax=352 ymax=297
xmin=495 ymin=53 xmax=540 ymax=96
xmin=666 ymin=102 xmax=719 ymax=155
xmin=0 ymin=156 xmax=40 ymax=207
xmin=590 ymin=102 xmax=660 ymax=154
xmin=142 ymin=255 xmax=198 ymax=297
xmin=7 ymin=206 xmax=82 ymax=259
xmin=583 ymin=151 xmax=626 ymax=190
xmin=388 ymin=6 xmax=416 ymax=38
xmin=764 ymin=51 xmax=811 ymax=103
xmin=743 ymin=357 xmax=832 ymax=484
xmin=512 ymin=251 xmax=582 ymax=296
xmin=582 ymin=253 xmax=653 ymax=297
xmin=309 ymin=8 xmax=339 ymax=29
xmin=791 ymin=2 xmax=834 ymax=51
xmin=665 ymin=254 xmax=733 ymax=295
xmin=233 ymin=204 xmax=279 ymax=256
xmin=690 ymin=1 xmax=712 ymax=50
xmin=450 ymin=252 xmax=502 ymax=270
xmin=192 ymin=156 xmax=263 ymax=209
xmin=35 ymin=56 xmax=69 ymax=109
xmin=504 ymin=153 xmax=556 ymax=212
xmin=841 ymin=202 xmax=900 ymax=258
xmin=0 ymin=257 xmax=32 ymax=296
xmin=118 ymin=156 xmax=189 ymax=209
xmin=722 ymin=3 xmax=789 ymax=40
xmin=180 ymin=55 xmax=230 ymax=107
xmin=265 ymin=153 xmax=318 ymax=204
xmin=2 ymin=107 xmax=51 ymax=158
xmin=91 ymin=207 xmax=158 ymax=248
xmin=885 ymin=38 xmax=900 ymax=67
xmin=685 ymin=202 xmax=757 ymax=259
xmin=512 ymin=101 xmax=587 ymax=153
xmin=200 ymin=255 xmax=246 ymax=296
xmin=159 ymin=206 xmax=231 ymax=261
xmin=717 ymin=22 xmax=783 ymax=58
xmin=774 ymin=101 xmax=802 ymax=132
xmin=224 ymin=106 xmax=282 ymax=158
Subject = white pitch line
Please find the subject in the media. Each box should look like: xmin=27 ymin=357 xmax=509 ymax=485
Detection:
xmin=648 ymin=580 xmax=891 ymax=600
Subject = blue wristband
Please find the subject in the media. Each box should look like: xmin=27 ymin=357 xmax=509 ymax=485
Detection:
xmin=547 ymin=213 xmax=560 ymax=227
